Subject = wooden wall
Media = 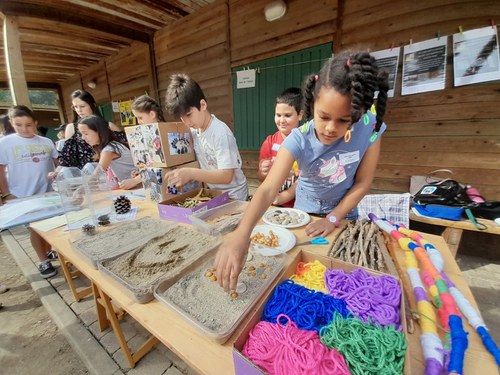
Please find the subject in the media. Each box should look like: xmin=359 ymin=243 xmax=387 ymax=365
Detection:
xmin=59 ymin=41 xmax=154 ymax=125
xmin=58 ymin=0 xmax=500 ymax=200
xmin=337 ymin=0 xmax=500 ymax=200
xmin=154 ymin=0 xmax=232 ymax=126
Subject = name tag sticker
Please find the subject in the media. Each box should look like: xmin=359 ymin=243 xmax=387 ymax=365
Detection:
xmin=339 ymin=151 xmax=359 ymax=165
xmin=272 ymin=143 xmax=281 ymax=152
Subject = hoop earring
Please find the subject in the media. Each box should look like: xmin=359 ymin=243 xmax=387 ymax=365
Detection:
xmin=344 ymin=129 xmax=352 ymax=143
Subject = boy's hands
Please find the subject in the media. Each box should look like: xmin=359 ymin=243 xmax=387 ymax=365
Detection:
xmin=48 ymin=171 xmax=58 ymax=180
xmin=214 ymin=234 xmax=250 ymax=292
xmin=165 ymin=168 xmax=192 ymax=188
xmin=259 ymin=159 xmax=273 ymax=177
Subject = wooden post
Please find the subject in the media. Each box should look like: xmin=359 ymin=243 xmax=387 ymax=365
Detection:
xmin=3 ymin=16 xmax=31 ymax=108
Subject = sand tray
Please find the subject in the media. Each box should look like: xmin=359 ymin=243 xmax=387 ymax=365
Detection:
xmin=72 ymin=217 xmax=174 ymax=269
xmin=154 ymin=252 xmax=286 ymax=344
xmin=98 ymin=225 xmax=220 ymax=303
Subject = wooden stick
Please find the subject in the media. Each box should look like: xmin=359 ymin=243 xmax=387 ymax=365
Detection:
xmin=383 ymin=232 xmax=418 ymax=334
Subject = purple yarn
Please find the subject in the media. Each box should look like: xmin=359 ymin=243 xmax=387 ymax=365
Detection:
xmin=324 ymin=268 xmax=402 ymax=328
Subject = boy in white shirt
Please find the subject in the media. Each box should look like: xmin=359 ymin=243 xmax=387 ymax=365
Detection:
xmin=164 ymin=74 xmax=248 ymax=201
xmin=0 ymin=105 xmax=59 ymax=278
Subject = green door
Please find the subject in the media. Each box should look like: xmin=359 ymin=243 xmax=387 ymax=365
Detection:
xmin=232 ymin=43 xmax=332 ymax=151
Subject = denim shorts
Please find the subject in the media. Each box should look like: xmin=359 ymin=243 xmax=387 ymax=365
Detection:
xmin=294 ymin=184 xmax=359 ymax=219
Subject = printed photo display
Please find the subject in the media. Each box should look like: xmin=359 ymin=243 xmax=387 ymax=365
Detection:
xmin=167 ymin=132 xmax=193 ymax=155
xmin=127 ymin=124 xmax=166 ymax=166
xmin=453 ymin=26 xmax=500 ymax=87
xmin=402 ymin=38 xmax=447 ymax=95
xmin=371 ymin=47 xmax=400 ymax=98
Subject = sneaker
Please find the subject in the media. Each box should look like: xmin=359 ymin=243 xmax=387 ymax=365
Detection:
xmin=38 ymin=261 xmax=57 ymax=279
xmin=47 ymin=250 xmax=58 ymax=260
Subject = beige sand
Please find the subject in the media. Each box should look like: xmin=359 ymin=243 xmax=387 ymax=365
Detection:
xmin=159 ymin=252 xmax=285 ymax=341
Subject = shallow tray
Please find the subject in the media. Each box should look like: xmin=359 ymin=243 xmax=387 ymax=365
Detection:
xmin=191 ymin=200 xmax=248 ymax=235
xmin=154 ymin=252 xmax=286 ymax=344
xmin=98 ymin=225 xmax=220 ymax=303
xmin=72 ymin=217 xmax=174 ymax=269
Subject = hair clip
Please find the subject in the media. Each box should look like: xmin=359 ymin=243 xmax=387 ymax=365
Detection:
xmin=346 ymin=57 xmax=351 ymax=67
xmin=314 ymin=75 xmax=319 ymax=81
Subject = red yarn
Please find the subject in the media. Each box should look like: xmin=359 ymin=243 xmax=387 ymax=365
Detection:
xmin=243 ymin=314 xmax=350 ymax=375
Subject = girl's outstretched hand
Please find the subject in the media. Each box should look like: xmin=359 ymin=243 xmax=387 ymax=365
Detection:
xmin=214 ymin=233 xmax=250 ymax=292
xmin=304 ymin=218 xmax=337 ymax=238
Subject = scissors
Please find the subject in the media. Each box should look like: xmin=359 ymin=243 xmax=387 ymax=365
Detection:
xmin=296 ymin=236 xmax=329 ymax=246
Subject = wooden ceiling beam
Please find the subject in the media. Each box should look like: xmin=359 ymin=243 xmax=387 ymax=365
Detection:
xmin=0 ymin=2 xmax=151 ymax=42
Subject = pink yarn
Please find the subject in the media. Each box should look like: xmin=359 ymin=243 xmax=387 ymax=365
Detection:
xmin=243 ymin=314 xmax=350 ymax=375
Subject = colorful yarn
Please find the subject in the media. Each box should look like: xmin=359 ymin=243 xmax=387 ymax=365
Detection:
xmin=370 ymin=214 xmax=468 ymax=375
xmin=263 ymin=279 xmax=348 ymax=332
xmin=291 ymin=260 xmax=327 ymax=292
xmin=320 ymin=313 xmax=407 ymax=375
xmin=324 ymin=268 xmax=402 ymax=328
xmin=243 ymin=314 xmax=351 ymax=375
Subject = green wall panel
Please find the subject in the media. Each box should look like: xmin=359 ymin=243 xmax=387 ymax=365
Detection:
xmin=232 ymin=43 xmax=332 ymax=151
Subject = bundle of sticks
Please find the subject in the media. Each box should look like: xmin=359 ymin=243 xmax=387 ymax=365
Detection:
xmin=327 ymin=219 xmax=392 ymax=273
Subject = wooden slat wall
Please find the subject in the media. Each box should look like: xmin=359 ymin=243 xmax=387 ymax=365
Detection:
xmin=59 ymin=41 xmax=155 ymax=125
xmin=57 ymin=0 xmax=500 ymax=200
xmin=106 ymin=41 xmax=155 ymax=124
xmin=154 ymin=0 xmax=232 ymax=126
xmin=339 ymin=0 xmax=500 ymax=200
xmin=229 ymin=0 xmax=337 ymax=67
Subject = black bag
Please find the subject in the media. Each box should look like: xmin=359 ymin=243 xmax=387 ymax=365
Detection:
xmin=466 ymin=201 xmax=500 ymax=221
xmin=413 ymin=180 xmax=471 ymax=207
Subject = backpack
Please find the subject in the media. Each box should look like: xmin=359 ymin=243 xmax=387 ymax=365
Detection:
xmin=413 ymin=180 xmax=471 ymax=207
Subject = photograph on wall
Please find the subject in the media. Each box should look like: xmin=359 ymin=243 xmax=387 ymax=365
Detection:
xmin=119 ymin=100 xmax=137 ymax=126
xmin=453 ymin=26 xmax=500 ymax=87
xmin=402 ymin=38 xmax=447 ymax=95
xmin=371 ymin=47 xmax=400 ymax=97
xmin=167 ymin=132 xmax=193 ymax=156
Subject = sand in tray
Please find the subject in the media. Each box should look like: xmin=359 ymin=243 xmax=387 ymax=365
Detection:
xmin=160 ymin=253 xmax=284 ymax=334
xmin=102 ymin=225 xmax=220 ymax=291
xmin=72 ymin=216 xmax=174 ymax=262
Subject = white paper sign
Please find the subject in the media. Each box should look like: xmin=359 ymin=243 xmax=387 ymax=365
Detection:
xmin=402 ymin=38 xmax=448 ymax=95
xmin=453 ymin=26 xmax=500 ymax=87
xmin=112 ymin=101 xmax=120 ymax=112
xmin=371 ymin=47 xmax=401 ymax=98
xmin=236 ymin=69 xmax=256 ymax=89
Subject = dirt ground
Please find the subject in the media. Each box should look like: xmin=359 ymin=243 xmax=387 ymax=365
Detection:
xmin=0 ymin=238 xmax=88 ymax=375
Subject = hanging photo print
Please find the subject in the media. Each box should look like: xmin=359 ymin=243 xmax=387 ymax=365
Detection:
xmin=453 ymin=26 xmax=500 ymax=87
xmin=119 ymin=100 xmax=137 ymax=126
xmin=402 ymin=38 xmax=447 ymax=95
xmin=371 ymin=47 xmax=401 ymax=97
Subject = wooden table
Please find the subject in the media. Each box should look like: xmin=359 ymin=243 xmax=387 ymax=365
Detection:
xmin=410 ymin=211 xmax=500 ymax=257
xmin=34 ymin=200 xmax=499 ymax=374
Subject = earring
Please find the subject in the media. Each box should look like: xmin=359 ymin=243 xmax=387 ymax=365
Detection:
xmin=344 ymin=128 xmax=352 ymax=143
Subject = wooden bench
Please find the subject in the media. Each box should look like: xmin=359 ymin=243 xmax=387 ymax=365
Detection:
xmin=409 ymin=212 xmax=500 ymax=257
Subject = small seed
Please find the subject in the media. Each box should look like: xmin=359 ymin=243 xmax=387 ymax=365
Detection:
xmin=258 ymin=262 xmax=265 ymax=268
xmin=231 ymin=292 xmax=238 ymax=299
xmin=209 ymin=275 xmax=217 ymax=282
xmin=205 ymin=271 xmax=213 ymax=277
xmin=261 ymin=273 xmax=267 ymax=279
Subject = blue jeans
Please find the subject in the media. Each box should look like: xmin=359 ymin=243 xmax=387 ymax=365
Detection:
xmin=294 ymin=184 xmax=358 ymax=219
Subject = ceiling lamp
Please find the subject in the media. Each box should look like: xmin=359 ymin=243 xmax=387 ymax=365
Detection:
xmin=264 ymin=0 xmax=287 ymax=22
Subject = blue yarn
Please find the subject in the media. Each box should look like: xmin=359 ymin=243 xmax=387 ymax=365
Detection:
xmin=448 ymin=315 xmax=468 ymax=374
xmin=262 ymin=279 xmax=348 ymax=332
xmin=477 ymin=326 xmax=500 ymax=367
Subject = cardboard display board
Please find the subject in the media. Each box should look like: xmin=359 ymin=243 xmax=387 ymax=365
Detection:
xmin=125 ymin=122 xmax=195 ymax=168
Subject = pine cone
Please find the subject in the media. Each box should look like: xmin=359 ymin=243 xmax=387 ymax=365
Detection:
xmin=82 ymin=224 xmax=96 ymax=235
xmin=114 ymin=195 xmax=131 ymax=214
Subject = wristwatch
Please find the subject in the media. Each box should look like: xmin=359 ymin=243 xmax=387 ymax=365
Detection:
xmin=326 ymin=213 xmax=340 ymax=227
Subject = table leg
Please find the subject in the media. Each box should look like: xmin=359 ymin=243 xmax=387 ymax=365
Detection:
xmin=58 ymin=252 xmax=92 ymax=302
xmin=94 ymin=284 xmax=159 ymax=368
xmin=442 ymin=227 xmax=463 ymax=257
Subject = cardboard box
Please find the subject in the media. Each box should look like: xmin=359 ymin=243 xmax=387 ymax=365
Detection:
xmin=125 ymin=122 xmax=195 ymax=168
xmin=232 ymin=250 xmax=410 ymax=375
xmin=158 ymin=188 xmax=230 ymax=224
xmin=140 ymin=160 xmax=201 ymax=203
xmin=160 ymin=160 xmax=202 ymax=201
